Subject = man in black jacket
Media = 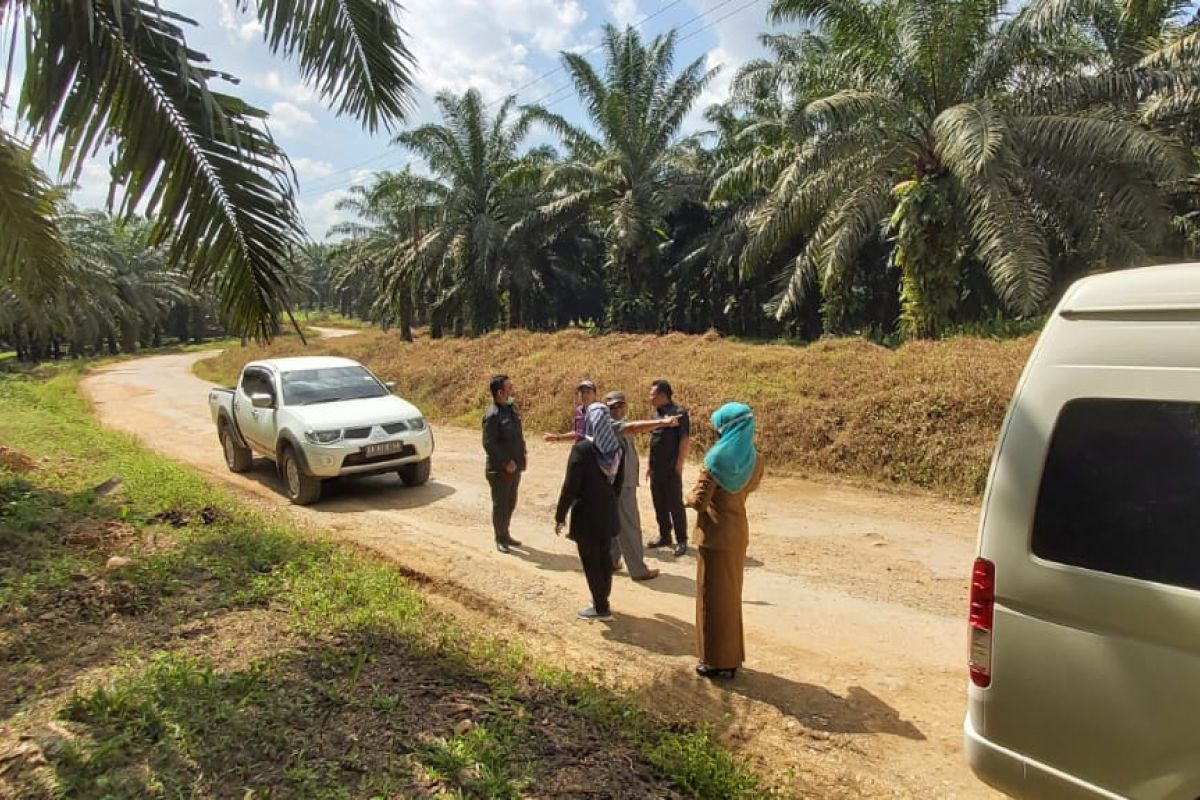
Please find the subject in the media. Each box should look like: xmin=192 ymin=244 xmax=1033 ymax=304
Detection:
xmin=646 ymin=378 xmax=691 ymax=557
xmin=482 ymin=374 xmax=527 ymax=553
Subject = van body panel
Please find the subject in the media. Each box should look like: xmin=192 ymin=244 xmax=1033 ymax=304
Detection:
xmin=966 ymin=262 xmax=1200 ymax=799
xmin=964 ymin=716 xmax=1123 ymax=800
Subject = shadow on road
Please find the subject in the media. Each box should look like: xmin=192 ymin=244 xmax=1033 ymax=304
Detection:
xmin=514 ymin=546 xmax=700 ymax=598
xmin=237 ymin=458 xmax=457 ymax=510
xmin=607 ymin=611 xmax=926 ymax=741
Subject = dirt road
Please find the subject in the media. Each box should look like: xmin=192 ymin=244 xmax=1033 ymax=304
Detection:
xmin=81 ymin=336 xmax=996 ymax=798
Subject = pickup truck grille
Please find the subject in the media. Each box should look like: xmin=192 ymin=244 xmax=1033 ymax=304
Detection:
xmin=381 ymin=421 xmax=409 ymax=435
xmin=344 ymin=427 xmax=372 ymax=439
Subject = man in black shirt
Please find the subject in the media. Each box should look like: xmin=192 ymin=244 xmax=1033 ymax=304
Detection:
xmin=646 ymin=378 xmax=691 ymax=557
xmin=482 ymin=374 xmax=527 ymax=553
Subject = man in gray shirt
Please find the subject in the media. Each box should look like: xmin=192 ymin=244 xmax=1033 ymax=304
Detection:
xmin=604 ymin=391 xmax=679 ymax=581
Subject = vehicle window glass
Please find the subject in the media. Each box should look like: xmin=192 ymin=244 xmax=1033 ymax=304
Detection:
xmin=281 ymin=366 xmax=387 ymax=406
xmin=241 ymin=369 xmax=272 ymax=397
xmin=1032 ymin=398 xmax=1200 ymax=591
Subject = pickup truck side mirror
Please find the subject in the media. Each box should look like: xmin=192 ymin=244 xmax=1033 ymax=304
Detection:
xmin=384 ymin=380 xmax=396 ymax=392
xmin=251 ymin=392 xmax=275 ymax=410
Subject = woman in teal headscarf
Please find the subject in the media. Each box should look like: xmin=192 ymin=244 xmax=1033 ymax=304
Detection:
xmin=686 ymin=402 xmax=764 ymax=679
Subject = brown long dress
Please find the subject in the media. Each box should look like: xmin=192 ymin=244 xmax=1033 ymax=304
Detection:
xmin=686 ymin=457 xmax=765 ymax=670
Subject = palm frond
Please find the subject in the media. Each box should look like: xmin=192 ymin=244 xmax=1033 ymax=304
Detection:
xmin=247 ymin=0 xmax=415 ymax=131
xmin=934 ymin=101 xmax=1011 ymax=179
xmin=0 ymin=130 xmax=70 ymax=299
xmin=19 ymin=0 xmax=304 ymax=338
xmin=962 ymin=181 xmax=1052 ymax=316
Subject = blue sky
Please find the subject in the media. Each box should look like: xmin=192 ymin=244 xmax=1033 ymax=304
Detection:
xmin=2 ymin=0 xmax=782 ymax=239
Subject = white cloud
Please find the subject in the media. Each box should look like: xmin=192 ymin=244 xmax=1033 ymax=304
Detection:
xmin=681 ymin=0 xmax=774 ymax=131
xmin=269 ymin=101 xmax=317 ymax=138
xmin=217 ymin=0 xmax=264 ymax=43
xmin=293 ymin=157 xmax=334 ymax=182
xmin=401 ymin=0 xmax=589 ymax=106
xmin=253 ymin=70 xmax=319 ymax=106
xmin=609 ymin=0 xmax=640 ymax=27
xmin=297 ymin=167 xmax=387 ymax=240
xmin=300 ymin=188 xmax=351 ymax=242
xmin=66 ymin=160 xmax=115 ymax=211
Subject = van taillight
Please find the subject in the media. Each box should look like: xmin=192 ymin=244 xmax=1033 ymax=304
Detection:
xmin=968 ymin=558 xmax=995 ymax=688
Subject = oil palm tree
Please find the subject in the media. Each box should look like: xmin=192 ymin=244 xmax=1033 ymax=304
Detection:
xmin=392 ymin=88 xmax=548 ymax=334
xmin=717 ymin=0 xmax=1195 ymax=337
xmin=62 ymin=211 xmax=193 ymax=351
xmin=1 ymin=209 xmax=191 ymax=358
xmin=1 ymin=0 xmax=415 ymax=338
xmin=521 ymin=25 xmax=717 ymax=331
xmin=330 ymin=169 xmax=446 ymax=338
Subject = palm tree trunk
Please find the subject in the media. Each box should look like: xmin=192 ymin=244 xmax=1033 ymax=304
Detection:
xmin=507 ymin=278 xmax=523 ymax=329
xmin=892 ymin=179 xmax=959 ymax=339
xmin=399 ymin=295 xmax=413 ymax=342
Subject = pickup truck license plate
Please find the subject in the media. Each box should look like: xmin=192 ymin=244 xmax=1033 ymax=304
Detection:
xmin=364 ymin=441 xmax=406 ymax=458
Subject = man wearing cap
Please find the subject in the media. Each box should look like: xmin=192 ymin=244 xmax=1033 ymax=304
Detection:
xmin=605 ymin=390 xmax=679 ymax=581
xmin=544 ymin=380 xmax=598 ymax=443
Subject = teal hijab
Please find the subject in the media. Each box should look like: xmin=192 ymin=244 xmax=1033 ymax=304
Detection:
xmin=704 ymin=402 xmax=757 ymax=493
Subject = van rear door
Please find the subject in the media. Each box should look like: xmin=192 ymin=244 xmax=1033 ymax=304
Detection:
xmin=974 ymin=312 xmax=1200 ymax=799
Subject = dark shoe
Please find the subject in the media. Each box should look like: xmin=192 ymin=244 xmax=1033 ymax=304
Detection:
xmin=695 ymin=664 xmax=736 ymax=679
xmin=673 ymin=542 xmax=688 ymax=557
xmin=577 ymin=606 xmax=614 ymax=621
xmin=612 ymin=560 xmax=623 ymax=573
xmin=495 ymin=541 xmax=511 ymax=554
xmin=632 ymin=569 xmax=661 ymax=582
xmin=505 ymin=537 xmax=522 ymax=547
xmin=646 ymin=537 xmax=671 ymax=549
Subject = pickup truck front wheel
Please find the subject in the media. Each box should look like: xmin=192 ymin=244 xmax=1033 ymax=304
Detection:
xmin=398 ymin=458 xmax=432 ymax=487
xmin=220 ymin=423 xmax=253 ymax=473
xmin=281 ymin=447 xmax=322 ymax=505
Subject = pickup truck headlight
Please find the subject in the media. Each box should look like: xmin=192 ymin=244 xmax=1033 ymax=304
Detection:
xmin=304 ymin=429 xmax=343 ymax=445
xmin=408 ymin=417 xmax=427 ymax=431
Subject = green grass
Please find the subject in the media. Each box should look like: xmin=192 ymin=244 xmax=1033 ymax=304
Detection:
xmin=292 ymin=310 xmax=372 ymax=329
xmin=0 ymin=364 xmax=769 ymax=799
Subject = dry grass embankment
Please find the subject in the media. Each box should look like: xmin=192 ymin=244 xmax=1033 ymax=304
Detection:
xmin=196 ymin=329 xmax=1037 ymax=500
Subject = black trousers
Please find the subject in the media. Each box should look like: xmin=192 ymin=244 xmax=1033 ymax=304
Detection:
xmin=650 ymin=470 xmax=687 ymax=545
xmin=487 ymin=472 xmax=521 ymax=542
xmin=575 ymin=534 xmax=613 ymax=614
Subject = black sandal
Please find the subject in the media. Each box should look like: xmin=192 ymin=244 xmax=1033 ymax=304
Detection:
xmin=695 ymin=664 xmax=737 ymax=679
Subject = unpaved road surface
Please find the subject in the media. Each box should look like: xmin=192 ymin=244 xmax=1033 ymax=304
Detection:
xmin=82 ymin=335 xmax=996 ymax=798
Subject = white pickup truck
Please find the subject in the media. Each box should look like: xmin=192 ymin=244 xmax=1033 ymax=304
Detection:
xmin=208 ymin=356 xmax=434 ymax=505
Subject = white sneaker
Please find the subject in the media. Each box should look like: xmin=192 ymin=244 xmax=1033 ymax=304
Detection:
xmin=577 ymin=606 xmax=614 ymax=621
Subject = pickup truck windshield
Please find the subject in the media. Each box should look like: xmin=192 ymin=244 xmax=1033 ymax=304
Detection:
xmin=280 ymin=367 xmax=388 ymax=406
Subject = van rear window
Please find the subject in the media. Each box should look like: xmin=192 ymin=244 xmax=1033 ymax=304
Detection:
xmin=1032 ymin=398 xmax=1200 ymax=591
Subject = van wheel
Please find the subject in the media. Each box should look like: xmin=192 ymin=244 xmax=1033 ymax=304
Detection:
xmin=220 ymin=423 xmax=252 ymax=473
xmin=398 ymin=458 xmax=431 ymax=487
xmin=281 ymin=447 xmax=322 ymax=505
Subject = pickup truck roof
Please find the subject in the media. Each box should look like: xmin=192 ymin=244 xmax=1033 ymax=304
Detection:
xmin=1060 ymin=262 xmax=1200 ymax=317
xmin=245 ymin=356 xmax=363 ymax=373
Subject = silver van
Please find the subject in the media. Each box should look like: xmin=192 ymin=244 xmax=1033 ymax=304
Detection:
xmin=965 ymin=263 xmax=1200 ymax=799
